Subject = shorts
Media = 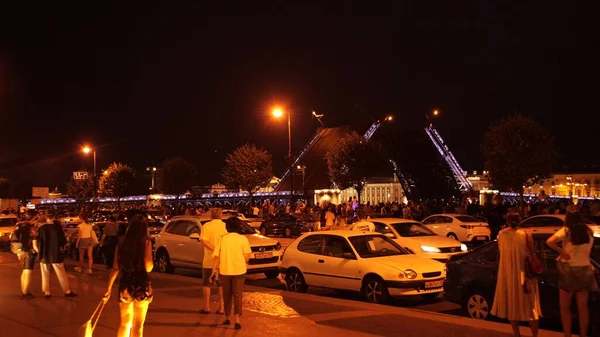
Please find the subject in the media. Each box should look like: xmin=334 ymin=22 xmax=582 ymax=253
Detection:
xmin=202 ymin=268 xmax=220 ymax=287
xmin=21 ymin=251 xmax=36 ymax=270
xmin=557 ymin=262 xmax=599 ymax=292
xmin=78 ymin=238 xmax=94 ymax=249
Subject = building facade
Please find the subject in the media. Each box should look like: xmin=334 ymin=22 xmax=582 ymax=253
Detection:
xmin=338 ymin=176 xmax=406 ymax=205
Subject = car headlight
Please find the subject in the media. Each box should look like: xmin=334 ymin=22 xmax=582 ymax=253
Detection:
xmin=420 ymin=245 xmax=441 ymax=253
xmin=403 ymin=269 xmax=417 ymax=279
xmin=275 ymin=242 xmax=282 ymax=251
xmin=460 ymin=244 xmax=468 ymax=251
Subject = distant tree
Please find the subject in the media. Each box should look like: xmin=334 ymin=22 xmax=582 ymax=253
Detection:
xmin=0 ymin=177 xmax=11 ymax=198
xmin=66 ymin=175 xmax=95 ymax=208
xmin=156 ymin=157 xmax=197 ymax=195
xmin=98 ymin=163 xmax=136 ymax=200
xmin=483 ymin=113 xmax=558 ymax=215
xmin=325 ymin=131 xmax=382 ymax=204
xmin=221 ymin=144 xmax=273 ymax=207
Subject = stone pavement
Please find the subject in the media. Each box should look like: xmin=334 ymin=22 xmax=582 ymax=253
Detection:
xmin=0 ymin=252 xmax=561 ymax=337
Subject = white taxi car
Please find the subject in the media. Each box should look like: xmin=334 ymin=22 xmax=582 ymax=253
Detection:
xmin=422 ymin=214 xmax=491 ymax=243
xmin=370 ymin=218 xmax=468 ymax=262
xmin=519 ymin=214 xmax=599 ymax=236
xmin=0 ymin=214 xmax=19 ymax=247
xmin=280 ymin=231 xmax=446 ymax=303
xmin=154 ymin=215 xmax=282 ymax=279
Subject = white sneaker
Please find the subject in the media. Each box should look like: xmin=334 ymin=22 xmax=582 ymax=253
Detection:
xmin=74 ymin=267 xmax=82 ymax=273
xmin=87 ymin=269 xmax=93 ymax=274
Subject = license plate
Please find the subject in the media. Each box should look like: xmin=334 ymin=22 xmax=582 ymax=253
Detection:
xmin=425 ymin=280 xmax=443 ymax=288
xmin=254 ymin=252 xmax=273 ymax=259
xmin=476 ymin=237 xmax=487 ymax=241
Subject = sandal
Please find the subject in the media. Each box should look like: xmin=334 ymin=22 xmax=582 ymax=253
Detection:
xmin=198 ymin=309 xmax=210 ymax=314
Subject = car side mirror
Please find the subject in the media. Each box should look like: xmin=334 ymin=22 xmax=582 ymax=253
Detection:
xmin=255 ymin=229 xmax=261 ymax=235
xmin=342 ymin=252 xmax=355 ymax=260
xmin=189 ymin=233 xmax=200 ymax=241
xmin=385 ymin=233 xmax=396 ymax=238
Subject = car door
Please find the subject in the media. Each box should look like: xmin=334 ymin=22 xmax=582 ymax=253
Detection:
xmin=294 ymin=235 xmax=325 ymax=285
xmin=520 ymin=216 xmax=563 ymax=234
xmin=538 ymin=238 xmax=561 ymax=318
xmin=465 ymin=243 xmax=499 ymax=302
xmin=312 ymin=235 xmax=360 ymax=290
xmin=182 ymin=220 xmax=204 ymax=266
xmin=166 ymin=221 xmax=191 ymax=263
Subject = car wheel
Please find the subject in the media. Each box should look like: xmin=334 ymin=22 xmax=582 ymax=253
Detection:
xmin=156 ymin=250 xmax=175 ymax=274
xmin=362 ymin=276 xmax=389 ymax=304
xmin=285 ymin=269 xmax=308 ymax=293
xmin=447 ymin=233 xmax=459 ymax=241
xmin=264 ymin=271 xmax=280 ymax=279
xmin=284 ymin=227 xmax=292 ymax=238
xmin=260 ymin=227 xmax=267 ymax=236
xmin=464 ymin=292 xmax=491 ymax=320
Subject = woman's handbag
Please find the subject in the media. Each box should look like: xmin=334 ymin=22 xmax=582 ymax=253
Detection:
xmin=78 ymin=299 xmax=106 ymax=337
xmin=524 ymin=231 xmax=544 ymax=278
xmin=91 ymin=230 xmax=100 ymax=246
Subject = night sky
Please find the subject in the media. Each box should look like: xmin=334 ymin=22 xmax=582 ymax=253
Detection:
xmin=0 ymin=2 xmax=598 ymax=193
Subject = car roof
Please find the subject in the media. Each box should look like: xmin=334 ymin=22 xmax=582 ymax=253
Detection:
xmin=524 ymin=214 xmax=566 ymax=220
xmin=305 ymin=230 xmax=386 ymax=238
xmin=369 ymin=218 xmax=423 ymax=224
xmin=0 ymin=214 xmax=18 ymax=218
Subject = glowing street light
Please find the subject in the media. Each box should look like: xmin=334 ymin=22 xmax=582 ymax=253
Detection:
xmin=433 ymin=109 xmax=439 ymax=116
xmin=82 ymin=145 xmax=97 ymax=197
xmin=272 ymin=106 xmax=294 ymax=203
xmin=385 ymin=115 xmax=393 ymax=121
xmin=146 ymin=166 xmax=158 ymax=191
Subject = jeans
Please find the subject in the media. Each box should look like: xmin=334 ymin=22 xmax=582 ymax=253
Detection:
xmin=221 ymin=274 xmax=246 ymax=316
xmin=40 ymin=263 xmax=70 ymax=293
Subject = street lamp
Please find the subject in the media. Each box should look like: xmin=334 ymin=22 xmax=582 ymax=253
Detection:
xmin=146 ymin=166 xmax=157 ymax=191
xmin=272 ymin=107 xmax=293 ymax=204
xmin=82 ymin=145 xmax=97 ymax=196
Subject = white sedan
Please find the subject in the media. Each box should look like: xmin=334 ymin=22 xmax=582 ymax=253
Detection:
xmin=369 ymin=218 xmax=468 ymax=262
xmin=422 ymin=214 xmax=491 ymax=243
xmin=280 ymin=231 xmax=446 ymax=303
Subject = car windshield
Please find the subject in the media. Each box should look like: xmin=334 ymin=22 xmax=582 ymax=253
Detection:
xmin=391 ymin=222 xmax=437 ymax=237
xmin=456 ymin=215 xmax=481 ymax=222
xmin=148 ymin=222 xmax=164 ymax=228
xmin=584 ymin=215 xmax=600 ymax=225
xmin=0 ymin=218 xmax=17 ymax=227
xmin=348 ymin=235 xmax=409 ymax=258
xmin=226 ymin=218 xmax=256 ymax=235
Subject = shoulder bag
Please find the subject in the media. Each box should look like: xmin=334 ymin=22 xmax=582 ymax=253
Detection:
xmin=524 ymin=231 xmax=544 ymax=278
xmin=78 ymin=299 xmax=107 ymax=337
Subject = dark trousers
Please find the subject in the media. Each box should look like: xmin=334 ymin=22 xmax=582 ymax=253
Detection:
xmin=221 ymin=274 xmax=246 ymax=316
xmin=102 ymin=236 xmax=118 ymax=268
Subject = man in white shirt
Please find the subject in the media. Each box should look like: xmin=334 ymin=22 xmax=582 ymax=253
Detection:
xmin=351 ymin=214 xmax=375 ymax=232
xmin=199 ymin=208 xmax=228 ymax=314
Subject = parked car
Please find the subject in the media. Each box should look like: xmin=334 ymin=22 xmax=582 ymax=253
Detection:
xmin=154 ymin=216 xmax=282 ymax=279
xmin=280 ymin=231 xmax=446 ymax=304
xmin=260 ymin=213 xmax=316 ymax=237
xmin=422 ymin=214 xmax=491 ymax=243
xmin=520 ymin=214 xmax=599 ymax=236
xmin=443 ymin=233 xmax=600 ymax=331
xmin=369 ymin=218 xmax=468 ymax=262
xmin=0 ymin=214 xmax=18 ymax=248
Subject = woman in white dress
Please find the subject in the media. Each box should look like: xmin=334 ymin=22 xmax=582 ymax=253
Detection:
xmin=491 ymin=213 xmax=542 ymax=337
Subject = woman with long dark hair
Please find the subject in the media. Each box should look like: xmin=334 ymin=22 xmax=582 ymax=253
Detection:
xmin=547 ymin=211 xmax=598 ymax=337
xmin=105 ymin=214 xmax=154 ymax=337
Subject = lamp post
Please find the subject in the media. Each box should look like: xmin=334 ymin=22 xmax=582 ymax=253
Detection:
xmin=82 ymin=145 xmax=97 ymax=196
xmin=146 ymin=166 xmax=157 ymax=191
xmin=272 ymin=107 xmax=294 ymax=205
xmin=296 ymin=164 xmax=306 ymax=201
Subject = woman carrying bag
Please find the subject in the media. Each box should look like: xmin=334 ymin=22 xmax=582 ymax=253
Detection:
xmin=547 ymin=211 xmax=598 ymax=337
xmin=104 ymin=214 xmax=154 ymax=337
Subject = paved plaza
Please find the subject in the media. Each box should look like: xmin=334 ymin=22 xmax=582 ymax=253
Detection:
xmin=0 ymin=252 xmax=561 ymax=337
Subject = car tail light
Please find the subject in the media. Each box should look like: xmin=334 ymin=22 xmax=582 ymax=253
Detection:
xmin=459 ymin=224 xmax=474 ymax=229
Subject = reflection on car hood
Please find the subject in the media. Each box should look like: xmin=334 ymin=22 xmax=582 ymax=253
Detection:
xmin=368 ymin=255 xmax=445 ymax=273
xmin=244 ymin=234 xmax=278 ymax=247
xmin=398 ymin=235 xmax=461 ymax=248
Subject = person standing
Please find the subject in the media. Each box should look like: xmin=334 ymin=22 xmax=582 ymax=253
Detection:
xmin=212 ymin=217 xmax=251 ymax=330
xmin=101 ymin=215 xmax=120 ymax=271
xmin=199 ymin=208 xmax=227 ymax=314
xmin=34 ymin=213 xmax=77 ymax=299
xmin=491 ymin=213 xmax=541 ymax=337
xmin=323 ymin=207 xmax=335 ymax=231
xmin=105 ymin=214 xmax=154 ymax=337
xmin=75 ymin=213 xmax=95 ymax=274
xmin=11 ymin=219 xmax=38 ymax=299
xmin=546 ymin=211 xmax=598 ymax=337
